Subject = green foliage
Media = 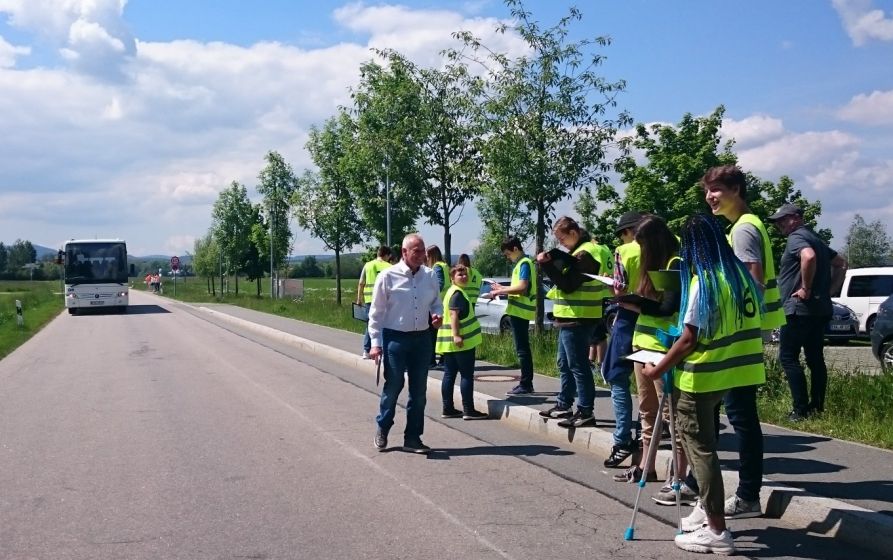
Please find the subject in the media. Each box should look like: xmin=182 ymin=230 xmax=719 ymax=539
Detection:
xmin=192 ymin=232 xmax=219 ymax=295
xmin=0 ymin=281 xmax=63 ymax=360
xmin=6 ymin=239 xmax=37 ymax=271
xmin=290 ymin=256 xmax=324 ymax=278
xmin=472 ymin=232 xmax=512 ymax=277
xmin=211 ymin=181 xmax=257 ymax=294
xmin=256 ymin=150 xmax=297 ymax=271
xmin=0 ymin=243 xmax=7 ymax=273
xmin=843 ymin=214 xmax=892 ymax=267
xmin=748 ymin=175 xmax=831 ymax=261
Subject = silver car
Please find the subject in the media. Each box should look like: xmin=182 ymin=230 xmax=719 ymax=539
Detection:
xmin=474 ymin=277 xmax=554 ymax=334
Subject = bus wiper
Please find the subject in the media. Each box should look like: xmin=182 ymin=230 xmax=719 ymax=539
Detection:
xmin=66 ymin=275 xmax=87 ymax=285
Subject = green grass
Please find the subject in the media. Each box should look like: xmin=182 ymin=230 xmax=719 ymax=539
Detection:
xmin=0 ymin=281 xmax=65 ymax=360
xmin=155 ymin=276 xmax=893 ymax=449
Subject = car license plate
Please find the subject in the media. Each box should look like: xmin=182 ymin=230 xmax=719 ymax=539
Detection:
xmin=89 ymin=300 xmax=105 ymax=305
xmin=830 ymin=324 xmax=849 ymax=331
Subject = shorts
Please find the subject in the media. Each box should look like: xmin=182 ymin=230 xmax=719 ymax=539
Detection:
xmin=590 ymin=319 xmax=608 ymax=343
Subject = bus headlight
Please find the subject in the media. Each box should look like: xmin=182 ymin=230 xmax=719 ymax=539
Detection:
xmin=117 ymin=291 xmax=127 ymax=297
xmin=66 ymin=293 xmax=78 ymax=299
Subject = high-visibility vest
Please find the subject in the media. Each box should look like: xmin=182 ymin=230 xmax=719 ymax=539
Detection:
xmin=616 ymin=241 xmax=642 ymax=294
xmin=506 ymin=256 xmax=536 ymax=321
xmin=362 ymin=258 xmax=391 ymax=304
xmin=676 ymin=274 xmax=766 ymax=393
xmin=594 ymin=243 xmax=613 ymax=276
xmin=729 ymin=214 xmax=785 ymax=329
xmin=465 ymin=266 xmax=483 ymax=306
xmin=547 ymin=241 xmax=608 ymax=319
xmin=633 ymin=256 xmax=680 ymax=351
xmin=435 ymin=285 xmax=483 ymax=354
xmin=433 ymin=261 xmax=451 ymax=298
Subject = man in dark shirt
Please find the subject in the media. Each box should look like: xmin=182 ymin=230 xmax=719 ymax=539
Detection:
xmin=768 ymin=203 xmax=848 ymax=421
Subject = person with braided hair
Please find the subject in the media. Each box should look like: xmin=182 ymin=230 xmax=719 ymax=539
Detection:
xmin=642 ymin=214 xmax=765 ymax=555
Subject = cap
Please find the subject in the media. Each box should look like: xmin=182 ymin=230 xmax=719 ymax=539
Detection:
xmin=767 ymin=203 xmax=803 ymax=222
xmin=615 ymin=211 xmax=644 ymax=234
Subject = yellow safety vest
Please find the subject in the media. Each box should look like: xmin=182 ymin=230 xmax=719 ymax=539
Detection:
xmin=676 ymin=274 xmax=766 ymax=393
xmin=633 ymin=256 xmax=680 ymax=352
xmin=433 ymin=261 xmax=451 ymax=298
xmin=729 ymin=214 xmax=786 ymax=330
xmin=616 ymin=241 xmax=641 ymax=294
xmin=465 ymin=266 xmax=483 ymax=306
xmin=506 ymin=256 xmax=537 ymax=321
xmin=547 ymin=241 xmax=608 ymax=319
xmin=362 ymin=258 xmax=392 ymax=304
xmin=435 ymin=285 xmax=483 ymax=354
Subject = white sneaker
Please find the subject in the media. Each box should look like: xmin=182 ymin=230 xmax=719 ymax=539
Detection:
xmin=681 ymin=500 xmax=708 ymax=533
xmin=724 ymin=495 xmax=761 ymax=519
xmin=362 ymin=351 xmax=371 ymax=360
xmin=674 ymin=526 xmax=735 ymax=555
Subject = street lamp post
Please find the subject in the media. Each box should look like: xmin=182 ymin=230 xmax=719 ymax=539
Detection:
xmin=270 ymin=203 xmax=275 ymax=299
xmin=385 ymin=156 xmax=391 ymax=248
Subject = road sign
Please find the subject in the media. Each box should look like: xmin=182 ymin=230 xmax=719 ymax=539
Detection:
xmin=170 ymin=256 xmax=180 ymax=271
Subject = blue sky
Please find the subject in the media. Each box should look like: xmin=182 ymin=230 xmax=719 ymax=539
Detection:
xmin=1 ymin=0 xmax=892 ymax=258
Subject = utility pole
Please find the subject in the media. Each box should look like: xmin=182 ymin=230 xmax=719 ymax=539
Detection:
xmin=385 ymin=155 xmax=391 ymax=248
xmin=270 ymin=202 xmax=275 ymax=299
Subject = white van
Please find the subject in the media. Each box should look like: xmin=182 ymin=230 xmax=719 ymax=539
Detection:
xmin=832 ymin=267 xmax=893 ymax=335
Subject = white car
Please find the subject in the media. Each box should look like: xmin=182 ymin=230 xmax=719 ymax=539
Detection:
xmin=474 ymin=277 xmax=554 ymax=334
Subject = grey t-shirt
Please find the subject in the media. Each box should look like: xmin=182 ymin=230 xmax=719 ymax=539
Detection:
xmin=777 ymin=225 xmax=837 ymax=317
xmin=731 ymin=223 xmax=762 ymax=265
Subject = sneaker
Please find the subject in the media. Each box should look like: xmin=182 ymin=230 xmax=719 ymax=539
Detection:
xmin=402 ymin=439 xmax=431 ymax=454
xmin=724 ymin=495 xmax=761 ymax=519
xmin=674 ymin=526 xmax=735 ymax=555
xmin=463 ymin=409 xmax=489 ymax=420
xmin=603 ymin=442 xmax=637 ymax=468
xmin=506 ymin=385 xmax=533 ymax=396
xmin=788 ymin=409 xmax=808 ymax=422
xmin=441 ymin=407 xmax=463 ymax=419
xmin=612 ymin=465 xmax=658 ymax=483
xmin=652 ymin=481 xmax=698 ymax=506
xmin=362 ymin=351 xmax=371 ymax=360
xmin=557 ymin=409 xmax=596 ymax=428
xmin=680 ymin=500 xmax=708 ymax=533
xmin=539 ymin=405 xmax=573 ymax=419
xmin=373 ymin=428 xmax=388 ymax=451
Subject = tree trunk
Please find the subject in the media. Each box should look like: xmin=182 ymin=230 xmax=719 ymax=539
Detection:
xmin=335 ymin=249 xmax=342 ymax=305
xmin=443 ymin=225 xmax=452 ymax=266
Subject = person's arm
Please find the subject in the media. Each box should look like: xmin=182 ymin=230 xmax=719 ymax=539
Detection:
xmin=449 ymin=308 xmax=463 ymax=347
xmin=830 ymin=252 xmax=847 ymax=296
xmin=367 ymin=273 xmax=389 ymax=359
xmin=429 ymin=273 xmax=444 ymax=328
xmin=434 ymin=265 xmax=445 ymax=293
xmin=745 ymin=262 xmax=764 ymax=292
xmin=490 ymin=261 xmax=531 ymax=297
xmin=547 ymin=252 xmax=598 ymax=293
xmin=641 ymin=323 xmax=699 ymax=379
xmin=356 ymin=266 xmax=366 ymax=304
xmin=795 ymin=246 xmax=817 ymax=300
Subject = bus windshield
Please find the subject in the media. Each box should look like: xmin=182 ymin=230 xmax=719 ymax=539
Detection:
xmin=64 ymin=242 xmax=128 ymax=284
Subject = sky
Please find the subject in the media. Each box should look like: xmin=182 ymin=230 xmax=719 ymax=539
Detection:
xmin=1 ymin=0 xmax=892 ymax=258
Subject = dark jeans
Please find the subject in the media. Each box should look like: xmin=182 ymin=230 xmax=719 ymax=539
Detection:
xmin=780 ymin=314 xmax=829 ymax=414
xmin=441 ymin=348 xmax=476 ymax=411
xmin=509 ymin=315 xmax=534 ymax=389
xmin=556 ymin=323 xmax=595 ymax=412
xmin=363 ymin=303 xmax=372 ymax=353
xmin=722 ymin=385 xmax=763 ymax=502
xmin=604 ymin=308 xmax=637 ymax=444
xmin=376 ymin=329 xmax=432 ymax=441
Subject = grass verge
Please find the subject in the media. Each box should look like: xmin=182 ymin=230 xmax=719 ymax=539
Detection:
xmin=0 ymin=281 xmax=64 ymax=360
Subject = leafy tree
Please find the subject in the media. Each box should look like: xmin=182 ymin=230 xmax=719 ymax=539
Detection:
xmin=7 ymin=239 xmax=36 ymax=271
xmin=296 ymin=111 xmax=364 ymax=305
xmin=748 ymin=175 xmax=831 ymax=262
xmin=241 ymin=203 xmax=267 ymax=296
xmin=0 ymin=242 xmax=7 ymax=273
xmin=349 ymin=58 xmax=426 ymax=245
xmin=290 ymin=256 xmax=324 ymax=278
xmin=212 ymin=181 xmax=256 ymax=295
xmin=454 ymin=1 xmax=630 ymax=327
xmin=256 ymin=150 xmax=297 ymax=283
xmin=471 ymin=232 xmax=512 ymax=277
xmin=843 ymin=214 xmax=892 ymax=268
xmin=192 ymin=232 xmax=219 ymax=296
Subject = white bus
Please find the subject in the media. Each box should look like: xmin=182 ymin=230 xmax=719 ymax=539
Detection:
xmin=61 ymin=239 xmax=129 ymax=315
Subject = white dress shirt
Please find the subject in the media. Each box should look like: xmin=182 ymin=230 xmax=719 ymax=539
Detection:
xmin=368 ymin=260 xmax=444 ymax=348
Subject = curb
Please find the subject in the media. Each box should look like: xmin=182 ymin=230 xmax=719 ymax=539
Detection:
xmin=198 ymin=306 xmax=893 ymax=558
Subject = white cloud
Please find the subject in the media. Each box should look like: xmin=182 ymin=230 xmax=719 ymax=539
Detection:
xmin=736 ymin=130 xmax=859 ymax=176
xmin=721 ymin=115 xmax=786 ymax=148
xmin=0 ymin=34 xmax=30 ymax=67
xmin=832 ymin=0 xmax=893 ymax=45
xmin=837 ymin=89 xmax=893 ymax=125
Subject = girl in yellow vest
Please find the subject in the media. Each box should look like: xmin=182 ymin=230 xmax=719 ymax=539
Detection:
xmin=426 ymin=245 xmax=451 ymax=368
xmin=436 ymin=265 xmax=488 ymax=420
xmin=642 ymin=214 xmax=764 ymax=556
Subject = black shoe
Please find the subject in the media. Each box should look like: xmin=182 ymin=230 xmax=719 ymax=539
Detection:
xmin=463 ymin=409 xmax=489 ymax=420
xmin=403 ymin=439 xmax=431 ymax=454
xmin=374 ymin=428 xmax=388 ymax=451
xmin=506 ymin=384 xmax=533 ymax=396
xmin=441 ymin=407 xmax=463 ymax=418
xmin=604 ymin=442 xmax=637 ymax=468
xmin=539 ymin=405 xmax=573 ymax=419
xmin=557 ymin=409 xmax=596 ymax=428
xmin=788 ymin=410 xmax=808 ymax=422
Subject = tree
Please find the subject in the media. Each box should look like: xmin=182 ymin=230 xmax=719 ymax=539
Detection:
xmin=290 ymin=256 xmax=324 ymax=278
xmin=192 ymin=232 xmax=219 ymax=296
xmin=212 ymin=181 xmax=256 ymax=294
xmin=0 ymin=242 xmax=7 ymax=273
xmin=472 ymin=232 xmax=512 ymax=277
xmin=843 ymin=214 xmax=892 ymax=268
xmin=256 ymin=150 xmax=297 ymax=289
xmin=454 ymin=1 xmax=631 ymax=327
xmin=748 ymin=174 xmax=831 ymax=262
xmin=295 ymin=111 xmax=364 ymax=305
xmin=7 ymin=239 xmax=36 ymax=271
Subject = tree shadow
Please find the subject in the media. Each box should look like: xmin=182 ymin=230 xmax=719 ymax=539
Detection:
xmin=732 ymin=524 xmax=880 ymax=558
xmin=717 ymin=432 xmax=831 ymax=455
xmin=428 ymin=444 xmax=574 ymax=460
xmin=772 ymin=479 xmax=893 ymax=509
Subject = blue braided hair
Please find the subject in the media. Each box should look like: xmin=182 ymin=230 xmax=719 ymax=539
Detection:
xmin=677 ymin=214 xmax=764 ymax=338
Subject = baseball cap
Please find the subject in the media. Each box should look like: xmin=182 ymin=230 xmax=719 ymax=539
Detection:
xmin=767 ymin=203 xmax=803 ymax=222
xmin=615 ymin=211 xmax=645 ymax=234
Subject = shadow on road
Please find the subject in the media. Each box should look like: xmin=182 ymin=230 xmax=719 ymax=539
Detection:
xmin=121 ymin=305 xmax=170 ymax=315
xmin=430 ymin=444 xmax=574 ymax=459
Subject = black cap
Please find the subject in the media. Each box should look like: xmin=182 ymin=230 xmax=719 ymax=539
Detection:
xmin=767 ymin=203 xmax=803 ymax=222
xmin=615 ymin=211 xmax=644 ymax=234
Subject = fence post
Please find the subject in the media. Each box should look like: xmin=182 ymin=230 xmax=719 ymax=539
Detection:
xmin=15 ymin=299 xmax=23 ymax=328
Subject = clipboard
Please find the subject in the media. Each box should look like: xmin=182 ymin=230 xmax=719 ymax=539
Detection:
xmin=616 ymin=293 xmax=658 ymax=306
xmin=648 ymin=270 xmax=681 ymax=292
xmin=624 ymin=349 xmax=666 ymax=364
xmin=352 ymin=302 xmax=369 ymax=322
xmin=547 ymin=247 xmax=573 ymax=271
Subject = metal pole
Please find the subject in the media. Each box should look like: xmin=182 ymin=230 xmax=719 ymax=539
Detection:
xmin=385 ymin=161 xmax=391 ymax=248
xmin=270 ymin=204 xmax=275 ymax=299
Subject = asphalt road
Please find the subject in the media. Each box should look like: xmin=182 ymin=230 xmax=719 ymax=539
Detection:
xmin=0 ymin=292 xmax=873 ymax=559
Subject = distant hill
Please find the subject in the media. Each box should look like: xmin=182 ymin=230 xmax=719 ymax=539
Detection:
xmin=34 ymin=244 xmax=56 ymax=259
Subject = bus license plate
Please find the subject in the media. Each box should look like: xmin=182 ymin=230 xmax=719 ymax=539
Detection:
xmin=89 ymin=300 xmax=105 ymax=305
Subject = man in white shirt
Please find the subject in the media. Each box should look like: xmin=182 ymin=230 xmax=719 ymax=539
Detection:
xmin=369 ymin=234 xmax=444 ymax=454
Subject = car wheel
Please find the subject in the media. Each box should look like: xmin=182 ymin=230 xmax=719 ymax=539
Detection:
xmin=499 ymin=315 xmax=512 ymax=334
xmin=867 ymin=315 xmax=877 ymax=337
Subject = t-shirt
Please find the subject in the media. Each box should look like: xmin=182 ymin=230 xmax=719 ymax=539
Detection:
xmin=683 ymin=281 xmax=704 ymax=328
xmin=731 ymin=223 xmax=762 ymax=265
xmin=777 ymin=225 xmax=837 ymax=317
xmin=448 ymin=289 xmax=470 ymax=319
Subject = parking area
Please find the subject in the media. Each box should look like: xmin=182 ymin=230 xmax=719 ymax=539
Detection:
xmin=766 ymin=339 xmax=881 ymax=374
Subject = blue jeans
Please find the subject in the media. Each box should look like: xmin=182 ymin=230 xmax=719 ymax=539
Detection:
xmin=376 ymin=329 xmax=432 ymax=441
xmin=441 ymin=348 xmax=476 ymax=411
xmin=509 ymin=315 xmax=534 ymax=389
xmin=610 ymin=378 xmax=633 ymax=446
xmin=723 ymin=384 xmax=763 ymax=502
xmin=363 ymin=304 xmax=372 ymax=353
xmin=779 ymin=314 xmax=829 ymax=414
xmin=604 ymin=307 xmax=637 ymax=445
xmin=556 ymin=323 xmax=595 ymax=412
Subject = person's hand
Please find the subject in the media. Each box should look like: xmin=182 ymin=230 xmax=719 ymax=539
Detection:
xmin=431 ymin=314 xmax=443 ymax=329
xmin=794 ymin=287 xmax=811 ymax=300
xmin=642 ymin=362 xmax=660 ymax=380
xmin=369 ymin=346 xmax=383 ymax=364
xmin=535 ymin=251 xmax=551 ymax=264
xmin=452 ymin=335 xmax=464 ymax=348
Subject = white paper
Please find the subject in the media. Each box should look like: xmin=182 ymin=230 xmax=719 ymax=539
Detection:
xmin=624 ymin=349 xmax=666 ymax=364
xmin=583 ymin=273 xmax=615 ymax=286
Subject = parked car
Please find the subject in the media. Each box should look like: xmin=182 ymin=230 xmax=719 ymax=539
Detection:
xmin=475 ymin=277 xmax=554 ymax=334
xmin=768 ymin=301 xmax=860 ymax=344
xmin=870 ymin=295 xmax=893 ymax=373
xmin=832 ymin=266 xmax=893 ymax=335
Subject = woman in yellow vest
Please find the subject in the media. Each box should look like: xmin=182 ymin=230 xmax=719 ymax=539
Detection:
xmin=436 ymin=265 xmax=488 ymax=420
xmin=642 ymin=214 xmax=765 ymax=556
xmin=426 ymin=245 xmax=451 ymax=368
